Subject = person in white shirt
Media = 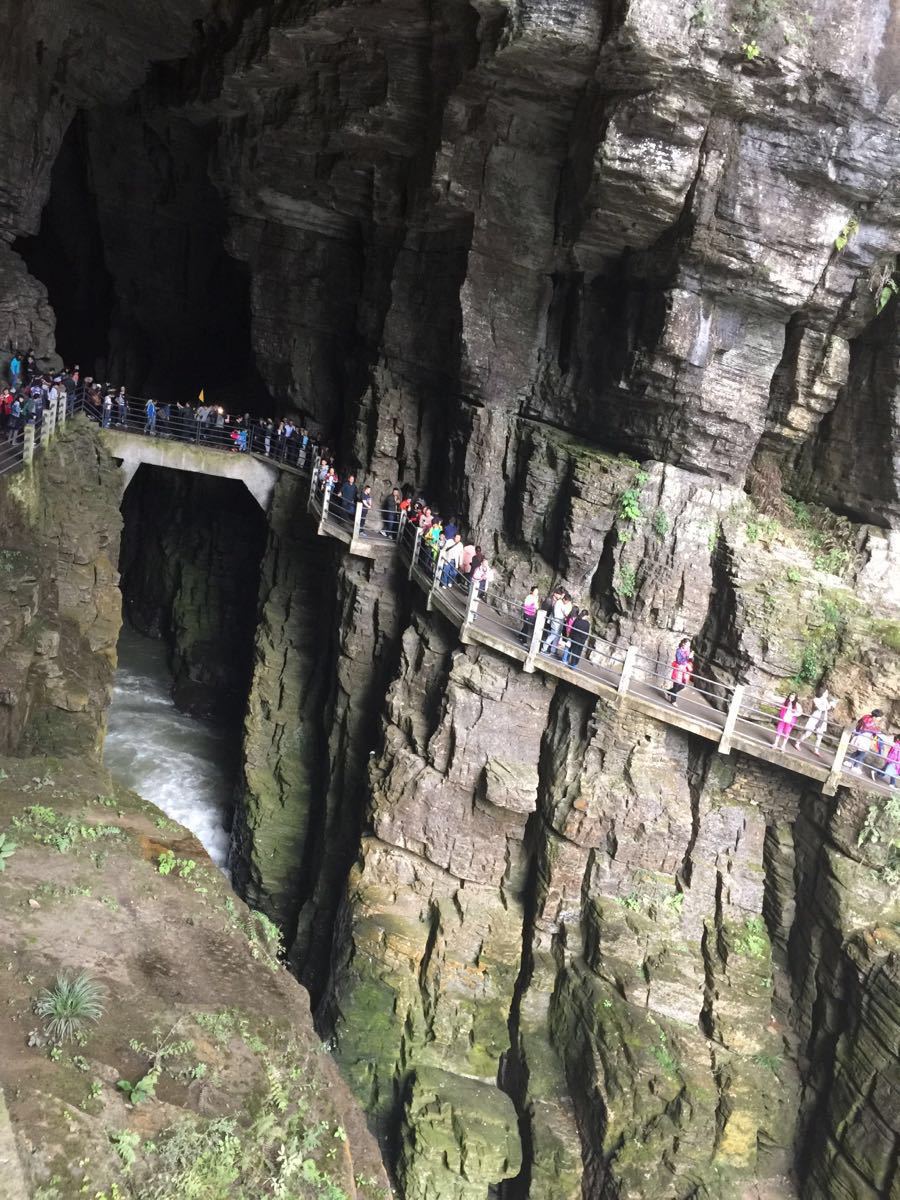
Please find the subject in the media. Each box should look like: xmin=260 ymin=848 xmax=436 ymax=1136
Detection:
xmin=440 ymin=533 xmax=464 ymax=588
xmin=542 ymin=592 xmax=568 ymax=655
xmin=794 ymin=689 xmax=837 ymax=756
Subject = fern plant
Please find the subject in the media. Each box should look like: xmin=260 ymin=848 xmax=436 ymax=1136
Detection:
xmin=35 ymin=971 xmax=105 ymax=1043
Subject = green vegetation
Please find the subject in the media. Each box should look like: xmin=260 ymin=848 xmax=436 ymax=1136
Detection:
xmin=791 ymin=593 xmax=851 ymax=686
xmin=883 ymin=274 xmax=900 ymax=314
xmin=12 ymin=804 xmax=123 ymax=854
xmin=118 ymin=1038 xmax=359 ymax=1200
xmin=157 ymin=850 xmax=197 ymax=879
xmin=110 ymin=1129 xmax=141 ymax=1169
xmin=118 ymin=1070 xmax=159 ymax=1107
xmin=745 ymin=515 xmax=779 ymax=544
xmin=752 ymin=1052 xmax=782 ymax=1074
xmin=616 ymin=564 xmax=637 ymax=600
xmin=651 ymin=509 xmax=669 ymax=538
xmin=834 ymin=216 xmax=859 ymax=252
xmin=857 ymin=793 xmax=900 ymax=885
xmin=616 ymin=468 xmax=648 ymax=546
xmin=0 ymin=831 xmax=17 ymax=871
xmin=35 ymin=971 xmax=105 ymax=1043
xmin=650 ymin=1029 xmax=679 ymax=1077
xmin=731 ymin=915 xmax=769 ymax=958
xmin=874 ymin=620 xmax=900 ymax=653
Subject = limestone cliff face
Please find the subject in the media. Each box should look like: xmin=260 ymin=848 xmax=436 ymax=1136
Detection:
xmin=1 ymin=1 xmax=899 ymax=1198
xmin=0 ymin=419 xmax=122 ymax=757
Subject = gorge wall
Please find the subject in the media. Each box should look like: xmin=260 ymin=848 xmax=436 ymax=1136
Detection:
xmin=1 ymin=1 xmax=900 ymax=1198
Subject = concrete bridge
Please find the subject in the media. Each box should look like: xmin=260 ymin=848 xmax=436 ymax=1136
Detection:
xmin=99 ymin=429 xmax=280 ymax=511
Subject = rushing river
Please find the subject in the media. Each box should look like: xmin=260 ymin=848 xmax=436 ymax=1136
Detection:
xmin=104 ymin=625 xmax=233 ymax=869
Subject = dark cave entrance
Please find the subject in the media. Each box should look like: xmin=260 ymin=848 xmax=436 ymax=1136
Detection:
xmin=109 ymin=463 xmax=269 ymax=861
xmin=15 ymin=109 xmax=271 ymax=414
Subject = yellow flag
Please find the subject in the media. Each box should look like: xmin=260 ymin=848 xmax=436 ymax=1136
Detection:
xmin=198 ymin=388 xmax=205 ymax=404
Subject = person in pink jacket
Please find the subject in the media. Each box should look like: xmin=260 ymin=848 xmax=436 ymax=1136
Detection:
xmin=874 ymin=733 xmax=900 ymax=786
xmin=774 ymin=692 xmax=803 ymax=751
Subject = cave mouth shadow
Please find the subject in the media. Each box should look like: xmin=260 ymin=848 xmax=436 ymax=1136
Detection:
xmin=14 ymin=109 xmax=272 ymax=415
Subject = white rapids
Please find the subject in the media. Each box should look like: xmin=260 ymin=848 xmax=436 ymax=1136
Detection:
xmin=103 ymin=625 xmax=233 ymax=869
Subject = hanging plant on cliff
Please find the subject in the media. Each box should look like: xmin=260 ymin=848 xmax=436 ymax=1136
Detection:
xmin=876 ymin=275 xmax=898 ymax=315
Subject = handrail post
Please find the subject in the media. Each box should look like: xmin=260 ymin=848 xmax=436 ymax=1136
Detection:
xmin=352 ymin=501 xmax=364 ymax=542
xmin=57 ymin=391 xmax=67 ymax=427
xmin=308 ymin=467 xmax=317 ymax=504
xmin=318 ymin=488 xmax=331 ymax=534
xmin=22 ymin=425 xmax=35 ymax=466
xmin=460 ymin=579 xmax=479 ymax=644
xmin=617 ymin=645 xmax=638 ymax=701
xmin=823 ymin=727 xmax=853 ymax=796
xmin=44 ymin=403 xmax=56 ymax=443
xmin=397 ymin=509 xmax=407 ymax=542
xmin=523 ymin=609 xmax=547 ymax=673
xmin=408 ymin=526 xmax=422 ymax=581
xmin=718 ymin=684 xmax=745 ymax=756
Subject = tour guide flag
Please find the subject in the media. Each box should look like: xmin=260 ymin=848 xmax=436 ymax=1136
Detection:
xmin=198 ymin=388 xmax=205 ymax=404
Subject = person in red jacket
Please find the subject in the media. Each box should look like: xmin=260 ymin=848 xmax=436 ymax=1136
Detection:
xmin=847 ymin=709 xmax=884 ymax=773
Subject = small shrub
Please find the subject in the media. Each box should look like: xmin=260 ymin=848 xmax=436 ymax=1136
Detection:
xmin=617 ymin=564 xmax=637 ymax=599
xmin=118 ymin=1070 xmax=159 ymax=1107
xmin=618 ymin=487 xmax=643 ymax=524
xmin=652 ymin=509 xmax=669 ymax=537
xmin=35 ymin=972 xmax=105 ymax=1043
xmin=0 ymin=832 xmax=17 ymax=872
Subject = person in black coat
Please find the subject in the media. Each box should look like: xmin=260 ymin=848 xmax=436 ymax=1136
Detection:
xmin=569 ymin=609 xmax=591 ymax=669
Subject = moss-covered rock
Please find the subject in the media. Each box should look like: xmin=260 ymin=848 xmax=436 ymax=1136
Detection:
xmin=396 ymin=1066 xmax=521 ymax=1200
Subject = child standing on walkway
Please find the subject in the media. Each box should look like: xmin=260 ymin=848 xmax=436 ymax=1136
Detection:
xmin=774 ymin=693 xmax=803 ymax=751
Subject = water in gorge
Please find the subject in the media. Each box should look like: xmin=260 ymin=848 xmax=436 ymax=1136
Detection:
xmin=104 ymin=624 xmax=233 ymax=869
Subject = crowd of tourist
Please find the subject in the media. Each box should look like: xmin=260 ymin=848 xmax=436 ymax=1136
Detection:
xmin=0 ymin=352 xmax=77 ymax=441
xmin=0 ymin=351 xmax=334 ymax=469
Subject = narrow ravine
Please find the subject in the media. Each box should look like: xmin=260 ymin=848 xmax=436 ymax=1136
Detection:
xmin=103 ymin=624 xmax=234 ymax=869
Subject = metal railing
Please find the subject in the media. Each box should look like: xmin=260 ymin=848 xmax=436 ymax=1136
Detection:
xmin=385 ymin=528 xmax=894 ymax=800
xmin=5 ymin=386 xmax=894 ymax=799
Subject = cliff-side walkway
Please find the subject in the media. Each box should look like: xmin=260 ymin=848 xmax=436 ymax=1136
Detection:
xmin=11 ymin=397 xmax=894 ymax=802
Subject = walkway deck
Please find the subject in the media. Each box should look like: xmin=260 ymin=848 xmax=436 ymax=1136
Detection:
xmin=17 ymin=400 xmax=894 ymax=803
